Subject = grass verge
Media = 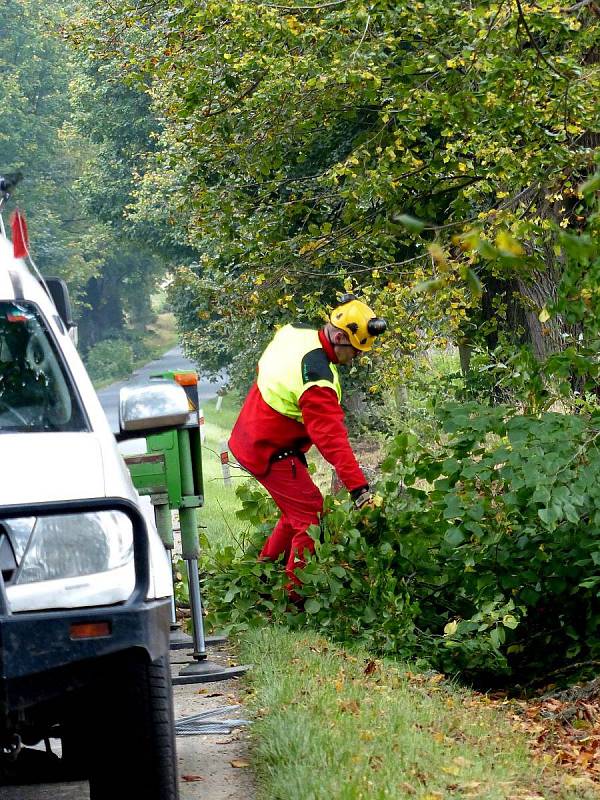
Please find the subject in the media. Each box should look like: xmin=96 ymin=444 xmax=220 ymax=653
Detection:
xmin=145 ymin=311 xmax=178 ymax=355
xmin=239 ymin=626 xmax=598 ymax=800
xmin=198 ymin=392 xmax=249 ymax=553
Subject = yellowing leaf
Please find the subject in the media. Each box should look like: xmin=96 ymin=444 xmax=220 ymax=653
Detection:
xmin=538 ymin=307 xmax=551 ymax=323
xmin=442 ymin=764 xmax=460 ymax=776
xmin=454 ymin=229 xmax=479 ymax=251
xmin=428 ymin=242 xmax=447 ymax=266
xmin=298 ymin=239 xmax=324 ymax=255
xmin=495 ymin=231 xmax=524 ymax=256
xmin=444 ymin=620 xmax=458 ymax=636
xmin=286 ymin=16 xmax=303 ymax=34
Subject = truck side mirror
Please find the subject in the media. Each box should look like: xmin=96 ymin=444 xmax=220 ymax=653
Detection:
xmin=118 ymin=381 xmax=190 ymax=439
xmin=45 ymin=277 xmax=74 ymax=330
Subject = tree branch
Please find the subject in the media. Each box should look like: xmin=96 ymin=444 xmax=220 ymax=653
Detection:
xmin=203 ymin=75 xmax=266 ymax=117
xmin=514 ymin=0 xmax=571 ymax=80
xmin=256 ymin=0 xmax=347 ymax=9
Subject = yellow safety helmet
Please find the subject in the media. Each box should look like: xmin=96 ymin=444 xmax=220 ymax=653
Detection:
xmin=330 ymin=294 xmax=387 ymax=352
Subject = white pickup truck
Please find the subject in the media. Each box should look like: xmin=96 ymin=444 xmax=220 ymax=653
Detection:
xmin=0 ymin=224 xmax=185 ymax=798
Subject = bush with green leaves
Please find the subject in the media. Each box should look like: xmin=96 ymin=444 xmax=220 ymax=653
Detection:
xmin=84 ymin=338 xmax=134 ymax=383
xmin=204 ymin=402 xmax=600 ymax=684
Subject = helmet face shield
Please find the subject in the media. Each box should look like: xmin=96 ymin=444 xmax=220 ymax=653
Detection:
xmin=330 ymin=298 xmax=387 ymax=351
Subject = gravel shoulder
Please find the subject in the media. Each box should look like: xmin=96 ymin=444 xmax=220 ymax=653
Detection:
xmin=172 ymin=639 xmax=256 ymax=800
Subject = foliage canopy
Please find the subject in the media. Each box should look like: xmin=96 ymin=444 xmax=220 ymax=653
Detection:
xmin=76 ymin=0 xmax=598 ymax=391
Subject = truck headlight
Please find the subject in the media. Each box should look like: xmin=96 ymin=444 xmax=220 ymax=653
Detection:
xmin=6 ymin=512 xmax=133 ymax=585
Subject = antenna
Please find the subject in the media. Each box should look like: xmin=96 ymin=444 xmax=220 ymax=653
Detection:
xmin=0 ymin=172 xmax=23 ymax=210
xmin=0 ymin=172 xmax=24 ymax=235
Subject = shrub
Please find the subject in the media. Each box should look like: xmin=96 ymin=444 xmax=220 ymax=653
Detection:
xmin=85 ymin=338 xmax=134 ymax=383
xmin=205 ymin=402 xmax=600 ymax=684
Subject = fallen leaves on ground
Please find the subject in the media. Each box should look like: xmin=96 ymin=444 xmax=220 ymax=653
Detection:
xmin=230 ymin=758 xmax=250 ymax=768
xmin=502 ymin=691 xmax=600 ymax=782
xmin=181 ymin=774 xmax=205 ymax=782
xmin=401 ymin=669 xmax=600 ymax=787
xmin=484 ymin=683 xmax=600 ymax=786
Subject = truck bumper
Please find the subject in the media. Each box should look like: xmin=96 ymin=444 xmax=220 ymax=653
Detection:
xmin=0 ymin=598 xmax=171 ymax=712
xmin=0 ymin=498 xmax=172 ymax=715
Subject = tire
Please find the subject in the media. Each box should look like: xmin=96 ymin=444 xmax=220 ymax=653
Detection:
xmin=62 ymin=652 xmax=179 ymax=800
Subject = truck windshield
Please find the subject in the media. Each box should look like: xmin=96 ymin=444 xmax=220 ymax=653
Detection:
xmin=0 ymin=302 xmax=87 ymax=433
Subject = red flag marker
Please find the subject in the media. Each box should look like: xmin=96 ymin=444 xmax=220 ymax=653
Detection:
xmin=10 ymin=210 xmax=29 ymax=259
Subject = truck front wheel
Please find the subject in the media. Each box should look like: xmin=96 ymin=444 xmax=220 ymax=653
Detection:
xmin=62 ymin=652 xmax=179 ymax=800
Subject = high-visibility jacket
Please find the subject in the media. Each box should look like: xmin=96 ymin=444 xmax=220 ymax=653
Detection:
xmin=257 ymin=324 xmax=342 ymax=419
xmin=229 ymin=325 xmax=367 ymax=492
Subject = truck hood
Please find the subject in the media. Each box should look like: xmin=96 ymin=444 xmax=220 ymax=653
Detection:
xmin=0 ymin=433 xmax=106 ymax=506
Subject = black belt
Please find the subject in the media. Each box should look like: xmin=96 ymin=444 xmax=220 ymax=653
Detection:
xmin=271 ymin=449 xmax=308 ymax=465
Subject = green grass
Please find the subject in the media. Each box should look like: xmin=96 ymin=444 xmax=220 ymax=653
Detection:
xmin=144 ymin=311 xmax=178 ymax=356
xmin=239 ymin=627 xmax=597 ymax=800
xmin=198 ymin=392 xmax=250 ymax=553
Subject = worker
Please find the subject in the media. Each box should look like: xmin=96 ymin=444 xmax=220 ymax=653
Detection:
xmin=228 ymin=294 xmax=387 ymax=597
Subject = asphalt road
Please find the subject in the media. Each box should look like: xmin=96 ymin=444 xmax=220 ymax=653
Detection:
xmin=97 ymin=346 xmax=227 ymax=432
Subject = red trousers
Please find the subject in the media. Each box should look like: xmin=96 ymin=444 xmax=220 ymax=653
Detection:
xmin=256 ymin=456 xmax=323 ymax=585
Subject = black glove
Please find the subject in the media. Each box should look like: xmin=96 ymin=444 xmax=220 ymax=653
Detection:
xmin=351 ymin=486 xmax=373 ymax=510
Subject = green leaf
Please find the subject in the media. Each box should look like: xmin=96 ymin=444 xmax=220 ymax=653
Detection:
xmin=538 ymin=507 xmax=557 ymax=528
xmin=223 ymin=586 xmax=240 ymax=603
xmin=579 ymin=172 xmax=600 ymax=195
xmin=477 ymin=239 xmax=499 ymax=260
xmin=579 ymin=577 xmax=600 ymax=590
xmin=413 ymin=278 xmax=446 ymax=294
xmin=395 ymin=214 xmax=425 ymax=233
xmin=490 ymin=626 xmax=505 ymax=649
xmin=465 ymin=267 xmax=482 ymax=300
xmin=304 ymin=598 xmax=322 ymax=614
xmin=444 ymin=527 xmax=465 ymax=547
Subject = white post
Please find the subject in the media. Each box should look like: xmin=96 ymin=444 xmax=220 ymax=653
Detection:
xmin=215 ymin=395 xmax=223 ymax=412
xmin=198 ymin=408 xmax=206 ymax=443
xmin=219 ymin=441 xmax=232 ymax=487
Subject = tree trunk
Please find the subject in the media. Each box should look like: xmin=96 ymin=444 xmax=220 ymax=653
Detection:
xmin=78 ymin=274 xmax=125 ymax=352
xmin=458 ymin=342 xmax=472 ymax=377
xmin=516 ymin=267 xmax=564 ymax=360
